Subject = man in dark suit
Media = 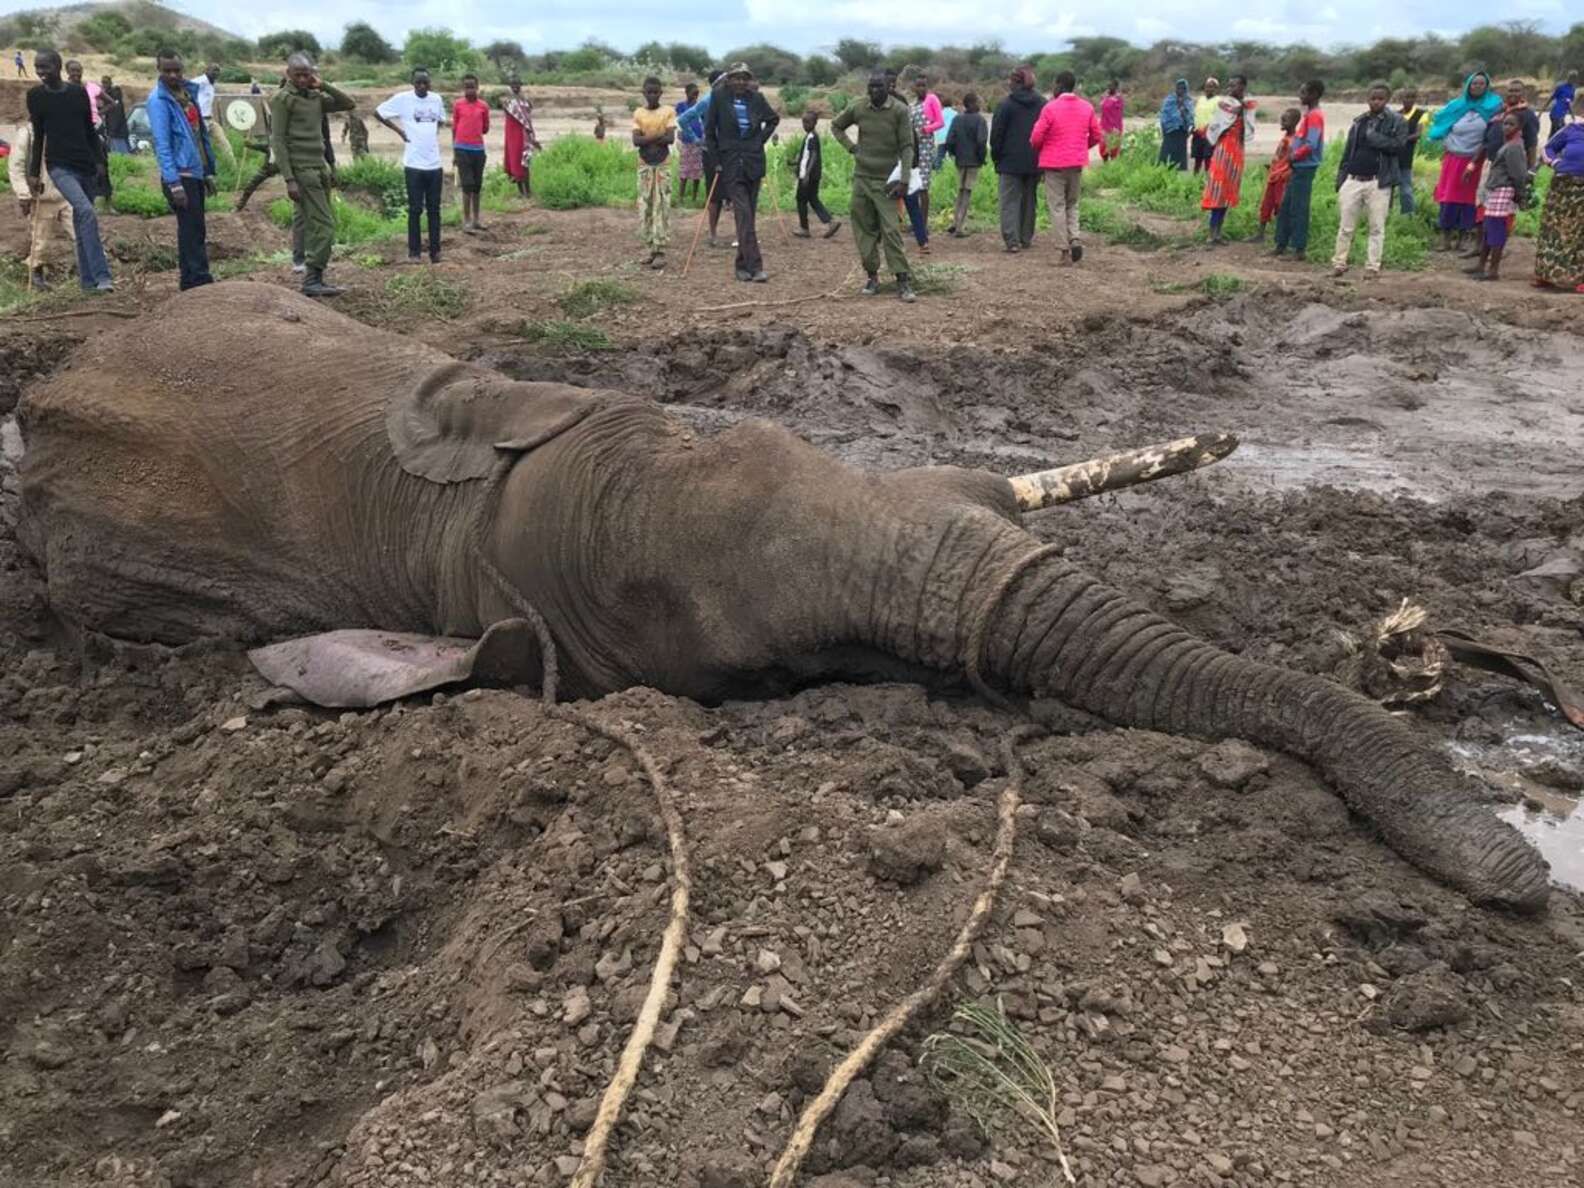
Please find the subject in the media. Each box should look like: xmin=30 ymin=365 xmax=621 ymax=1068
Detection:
xmin=704 ymin=62 xmax=779 ymax=281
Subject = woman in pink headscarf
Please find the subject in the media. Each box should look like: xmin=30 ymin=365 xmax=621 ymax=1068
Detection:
xmin=1099 ymin=79 xmax=1124 ymax=161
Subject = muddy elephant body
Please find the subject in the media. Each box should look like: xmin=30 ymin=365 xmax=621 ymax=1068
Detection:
xmin=16 ymin=283 xmax=1550 ymax=911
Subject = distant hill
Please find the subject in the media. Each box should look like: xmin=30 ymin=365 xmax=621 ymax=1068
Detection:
xmin=0 ymin=1 xmax=242 ymax=45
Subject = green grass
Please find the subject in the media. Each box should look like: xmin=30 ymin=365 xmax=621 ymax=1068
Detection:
xmin=267 ymin=194 xmax=406 ymax=247
xmin=556 ymin=278 xmax=638 ymax=319
xmin=510 ymin=320 xmax=614 ymax=351
xmin=1085 ymin=126 xmax=1551 ymax=271
xmin=910 ymin=263 xmax=969 ymax=295
xmin=1200 ymin=273 xmax=1245 ymax=295
xmin=382 ymin=272 xmax=469 ymax=319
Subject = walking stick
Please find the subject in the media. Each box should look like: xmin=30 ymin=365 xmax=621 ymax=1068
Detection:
xmin=765 ymin=155 xmax=793 ymax=244
xmin=680 ymin=171 xmax=720 ymax=279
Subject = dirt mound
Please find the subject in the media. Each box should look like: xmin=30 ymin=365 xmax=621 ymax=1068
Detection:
xmin=3 ymin=300 xmax=1584 ymax=1187
xmin=481 ymin=295 xmax=1584 ymax=502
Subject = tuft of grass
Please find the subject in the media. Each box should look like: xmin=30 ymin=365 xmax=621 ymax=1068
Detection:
xmin=382 ymin=272 xmax=469 ymax=320
xmin=556 ymin=278 xmax=638 ymax=319
xmin=1200 ymin=273 xmax=1245 ymax=296
xmin=511 ymin=320 xmax=613 ymax=351
xmin=922 ymin=1000 xmax=1075 ymax=1185
xmin=355 ymin=252 xmax=385 ymax=268
xmin=533 ymin=136 xmax=638 ymax=211
xmin=110 ymin=184 xmax=171 ymax=218
xmin=910 ymin=262 xmax=968 ymax=295
xmin=213 ymin=252 xmax=278 ymax=279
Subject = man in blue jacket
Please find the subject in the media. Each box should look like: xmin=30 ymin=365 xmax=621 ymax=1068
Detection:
xmin=148 ymin=49 xmax=215 ymax=290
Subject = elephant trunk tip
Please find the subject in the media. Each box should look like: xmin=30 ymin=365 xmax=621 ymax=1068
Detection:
xmin=1426 ymin=803 xmax=1552 ymax=914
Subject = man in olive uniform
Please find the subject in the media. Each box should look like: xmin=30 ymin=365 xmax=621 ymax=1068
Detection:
xmin=831 ymin=72 xmax=916 ymax=301
xmin=270 ymin=52 xmax=355 ymax=297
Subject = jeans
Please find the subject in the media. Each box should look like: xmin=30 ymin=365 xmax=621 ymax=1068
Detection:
xmin=47 ymin=164 xmax=112 ymax=289
xmin=1275 ymin=168 xmax=1317 ymax=255
xmin=162 ymin=177 xmax=213 ymax=290
xmin=903 ymin=190 xmax=928 ymax=246
xmin=405 ymin=167 xmax=442 ymax=259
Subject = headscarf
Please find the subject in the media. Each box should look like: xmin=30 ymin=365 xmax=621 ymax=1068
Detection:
xmin=1010 ymin=65 xmax=1036 ymax=91
xmin=1427 ymin=72 xmax=1503 ymax=141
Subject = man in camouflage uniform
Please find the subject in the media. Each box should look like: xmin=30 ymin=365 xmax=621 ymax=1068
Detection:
xmin=831 ymin=72 xmax=916 ymax=302
xmin=269 ymin=52 xmax=355 ymax=297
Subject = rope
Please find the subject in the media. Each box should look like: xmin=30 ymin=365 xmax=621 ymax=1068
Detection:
xmin=769 ymin=724 xmax=1039 ymax=1187
xmin=964 ymin=544 xmax=1066 ymax=708
xmin=469 ymin=459 xmax=692 ymax=1188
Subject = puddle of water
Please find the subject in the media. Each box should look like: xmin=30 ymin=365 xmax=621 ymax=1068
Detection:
xmin=1500 ymin=801 xmax=1584 ymax=893
xmin=1449 ymin=725 xmax=1584 ymax=893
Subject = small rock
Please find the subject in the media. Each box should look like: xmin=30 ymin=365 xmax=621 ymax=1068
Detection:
xmin=563 ymin=987 xmax=592 ymax=1027
xmin=554 ymin=1155 xmax=582 ymax=1177
xmin=740 ymin=985 xmax=763 ymax=1009
xmin=989 ymin=1159 xmax=1019 ymax=1182
xmin=1119 ymin=872 xmax=1145 ymax=903
xmin=1385 ymin=963 xmax=1469 ymax=1032
xmin=1197 ymin=740 xmax=1269 ymax=789
xmin=1160 ymin=1044 xmax=1189 ymax=1064
xmin=28 ymin=1039 xmax=73 ymax=1069
xmin=765 ymin=860 xmax=789 ymax=881
xmin=154 ymin=1109 xmax=181 ymax=1129
xmin=756 ymin=949 xmax=782 ymax=975
xmin=867 ymin=818 xmax=944 ymax=886
xmin=1220 ymin=922 xmax=1249 ymax=954
xmin=220 ymin=716 xmax=248 ymax=733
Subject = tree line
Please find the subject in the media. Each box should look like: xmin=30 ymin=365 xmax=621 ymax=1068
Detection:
xmin=2 ymin=10 xmax=1579 ymax=94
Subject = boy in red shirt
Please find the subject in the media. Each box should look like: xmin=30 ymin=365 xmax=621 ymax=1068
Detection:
xmin=452 ymin=73 xmax=490 ymax=233
xmin=1257 ymin=107 xmax=1301 ymax=240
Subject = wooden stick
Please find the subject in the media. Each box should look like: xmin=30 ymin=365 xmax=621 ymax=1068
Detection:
xmin=765 ymin=156 xmax=793 ymax=243
xmin=680 ymin=171 xmax=720 ymax=279
xmin=769 ymin=726 xmax=1037 ymax=1188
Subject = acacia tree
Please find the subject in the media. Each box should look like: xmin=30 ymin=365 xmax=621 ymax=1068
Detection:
xmin=258 ymin=30 xmax=322 ymax=60
xmin=342 ymin=21 xmax=397 ymax=63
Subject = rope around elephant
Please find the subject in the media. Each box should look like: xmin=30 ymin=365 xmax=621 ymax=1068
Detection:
xmin=469 ymin=458 xmax=693 ymax=1188
xmin=768 ymin=545 xmax=1066 ymax=1185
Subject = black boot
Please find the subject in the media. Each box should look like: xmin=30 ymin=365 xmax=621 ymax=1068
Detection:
xmin=896 ymin=274 xmax=917 ymax=303
xmin=29 ymin=267 xmax=51 ymax=291
xmin=861 ymin=273 xmax=879 ymax=296
xmin=302 ymin=269 xmax=344 ymax=298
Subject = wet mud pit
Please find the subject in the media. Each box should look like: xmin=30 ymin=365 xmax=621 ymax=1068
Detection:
xmin=4 ymin=297 xmax=1584 ymax=1188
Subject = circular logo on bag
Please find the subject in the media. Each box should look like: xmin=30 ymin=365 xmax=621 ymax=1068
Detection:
xmin=223 ymin=99 xmax=258 ymax=132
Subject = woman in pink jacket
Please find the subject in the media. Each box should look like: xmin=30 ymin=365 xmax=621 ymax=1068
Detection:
xmin=1028 ymin=70 xmax=1103 ymax=264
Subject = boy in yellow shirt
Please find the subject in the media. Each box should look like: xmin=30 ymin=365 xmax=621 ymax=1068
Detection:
xmin=632 ymin=76 xmax=676 ymax=268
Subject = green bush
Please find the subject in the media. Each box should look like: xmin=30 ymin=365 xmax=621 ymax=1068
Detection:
xmin=533 ymin=137 xmax=636 ymax=210
xmin=781 ymin=85 xmax=809 ymax=115
xmin=336 ymin=155 xmax=408 ymax=216
xmin=267 ymin=195 xmax=404 ymax=245
xmin=403 ymin=27 xmax=482 ymax=75
xmin=557 ymin=279 xmax=637 ymax=318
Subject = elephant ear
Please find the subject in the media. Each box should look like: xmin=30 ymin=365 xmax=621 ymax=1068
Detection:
xmin=387 ymin=362 xmax=596 ymax=483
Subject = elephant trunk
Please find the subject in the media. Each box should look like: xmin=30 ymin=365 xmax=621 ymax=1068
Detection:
xmin=871 ymin=515 xmax=1551 ymax=912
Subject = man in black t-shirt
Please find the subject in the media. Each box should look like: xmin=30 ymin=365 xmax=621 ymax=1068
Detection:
xmin=25 ymin=48 xmax=113 ymax=291
xmin=101 ymin=75 xmax=131 ymax=153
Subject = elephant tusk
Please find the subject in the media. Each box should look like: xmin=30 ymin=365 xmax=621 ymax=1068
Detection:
xmin=1008 ymin=432 xmax=1240 ymax=512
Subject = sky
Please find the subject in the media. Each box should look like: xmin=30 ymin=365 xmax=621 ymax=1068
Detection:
xmin=32 ymin=0 xmax=1583 ymax=57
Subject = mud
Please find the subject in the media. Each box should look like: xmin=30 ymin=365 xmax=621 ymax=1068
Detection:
xmin=4 ymin=247 xmax=1584 ymax=1188
xmin=482 ymin=295 xmax=1584 ymax=503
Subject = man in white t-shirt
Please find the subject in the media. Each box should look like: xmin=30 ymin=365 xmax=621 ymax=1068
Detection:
xmin=376 ymin=69 xmax=449 ymax=264
xmin=195 ymin=63 xmax=236 ymax=171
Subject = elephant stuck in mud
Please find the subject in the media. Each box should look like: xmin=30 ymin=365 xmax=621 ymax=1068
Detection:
xmin=16 ymin=283 xmax=1550 ymax=911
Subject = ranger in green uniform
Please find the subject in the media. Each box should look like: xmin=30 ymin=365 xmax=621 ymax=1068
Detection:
xmin=270 ymin=53 xmax=356 ymax=297
xmin=831 ymin=72 xmax=917 ymax=302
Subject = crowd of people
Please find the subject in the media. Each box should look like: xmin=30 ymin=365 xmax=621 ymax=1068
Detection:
xmin=10 ymin=46 xmax=1584 ymax=300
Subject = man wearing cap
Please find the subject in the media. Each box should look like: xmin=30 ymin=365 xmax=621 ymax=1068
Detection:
xmin=704 ymin=62 xmax=779 ymax=281
xmin=831 ymin=71 xmax=916 ymax=301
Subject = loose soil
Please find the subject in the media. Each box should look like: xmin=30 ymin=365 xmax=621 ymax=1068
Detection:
xmin=2 ymin=195 xmax=1583 ymax=1188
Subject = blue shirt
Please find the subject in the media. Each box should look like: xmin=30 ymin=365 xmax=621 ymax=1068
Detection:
xmin=1550 ymin=82 xmax=1576 ymax=122
xmin=1158 ymin=92 xmax=1191 ymax=134
xmin=733 ymin=97 xmax=750 ymax=137
xmin=1546 ymin=123 xmax=1584 ymax=178
xmin=676 ymin=91 xmax=711 ymax=142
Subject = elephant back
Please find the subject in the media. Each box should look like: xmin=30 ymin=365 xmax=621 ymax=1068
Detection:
xmin=16 ymin=282 xmax=599 ymax=644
